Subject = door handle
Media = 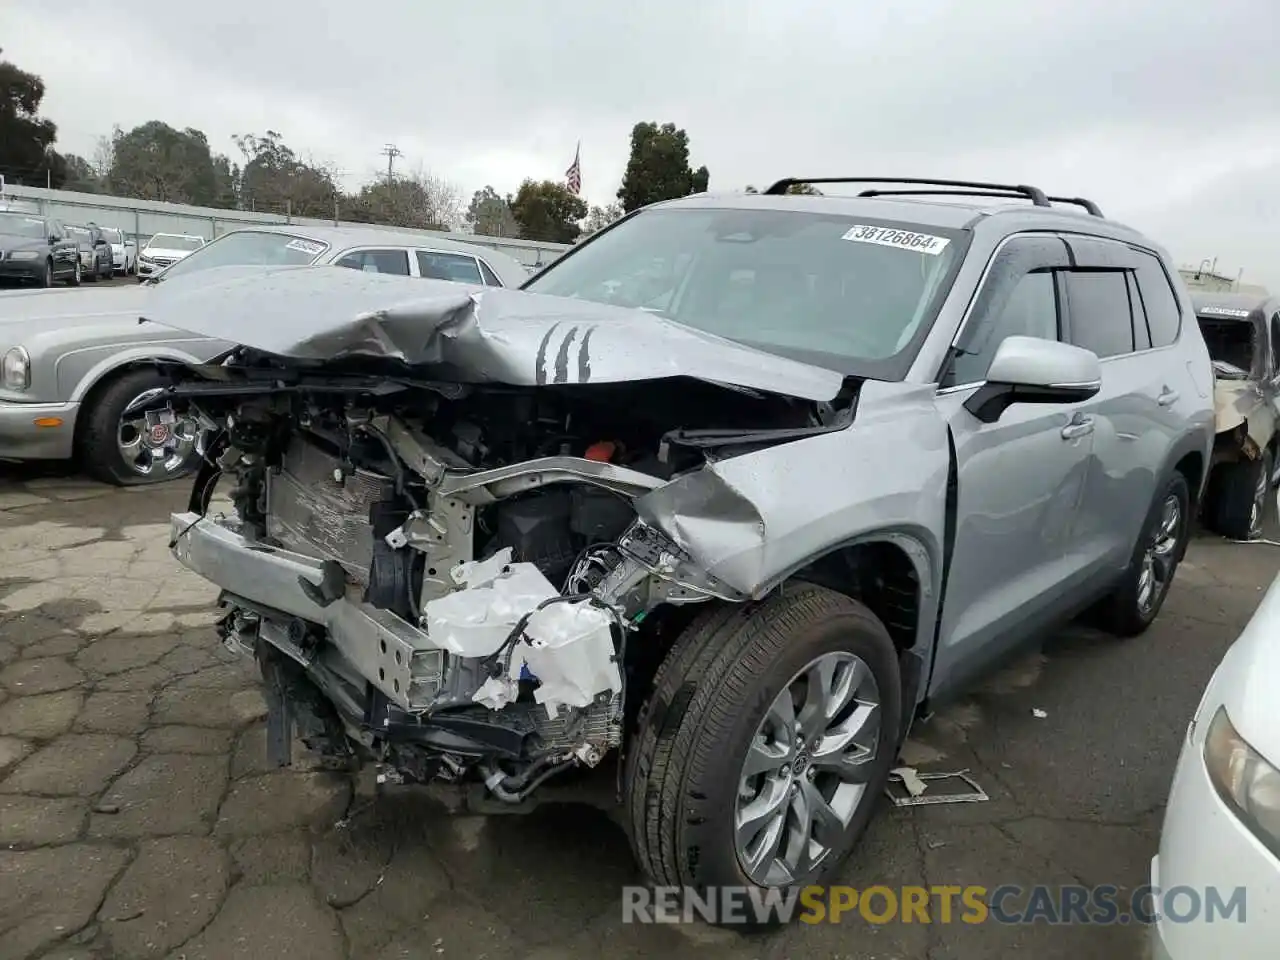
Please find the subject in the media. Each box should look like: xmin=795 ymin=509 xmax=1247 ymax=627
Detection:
xmin=1157 ymin=388 xmax=1179 ymax=407
xmin=1061 ymin=416 xmax=1095 ymax=440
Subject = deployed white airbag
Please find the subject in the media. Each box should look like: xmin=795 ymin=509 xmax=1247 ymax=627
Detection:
xmin=423 ymin=547 xmax=622 ymax=715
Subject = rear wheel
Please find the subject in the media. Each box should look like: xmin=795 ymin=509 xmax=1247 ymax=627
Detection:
xmin=1205 ymin=448 xmax=1272 ymax=541
xmin=623 ymin=585 xmax=901 ymax=927
xmin=78 ymin=369 xmax=202 ymax=486
xmin=1095 ymin=470 xmax=1191 ymax=637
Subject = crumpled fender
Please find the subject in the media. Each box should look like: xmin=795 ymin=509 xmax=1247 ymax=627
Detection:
xmin=635 ymin=378 xmax=951 ymax=629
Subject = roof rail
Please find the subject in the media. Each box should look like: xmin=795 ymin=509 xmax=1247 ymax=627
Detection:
xmin=761 ymin=177 xmax=1103 ymax=217
xmin=1045 ymin=195 xmax=1104 ymax=217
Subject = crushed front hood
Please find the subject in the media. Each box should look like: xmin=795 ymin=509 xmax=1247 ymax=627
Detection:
xmin=140 ymin=264 xmax=846 ymax=402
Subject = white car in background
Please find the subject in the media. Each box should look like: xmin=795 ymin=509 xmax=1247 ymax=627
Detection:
xmin=136 ymin=232 xmax=205 ymax=280
xmin=100 ymin=227 xmax=136 ymax=276
xmin=1151 ymin=515 xmax=1280 ymax=958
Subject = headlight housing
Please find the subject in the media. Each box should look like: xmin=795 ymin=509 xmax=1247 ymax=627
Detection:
xmin=1204 ymin=705 xmax=1280 ymax=858
xmin=1 ymin=347 xmax=31 ymax=391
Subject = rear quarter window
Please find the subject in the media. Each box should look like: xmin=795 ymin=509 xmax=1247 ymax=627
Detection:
xmin=1133 ymin=252 xmax=1182 ymax=348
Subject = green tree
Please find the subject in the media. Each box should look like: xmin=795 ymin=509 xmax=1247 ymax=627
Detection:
xmin=0 ymin=48 xmax=66 ymax=188
xmin=744 ymin=183 xmax=822 ymax=195
xmin=510 ymin=179 xmax=587 ymax=243
xmin=234 ymin=131 xmax=338 ymax=217
xmin=581 ymin=202 xmax=624 ymax=235
xmin=466 ymin=185 xmax=519 ymax=237
xmin=108 ymin=121 xmax=222 ymax=204
xmin=616 ymin=121 xmax=709 ymax=213
xmin=61 ymin=154 xmax=101 ymax=193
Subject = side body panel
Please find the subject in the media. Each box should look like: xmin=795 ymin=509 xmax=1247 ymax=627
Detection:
xmin=636 ymin=378 xmax=952 ymax=657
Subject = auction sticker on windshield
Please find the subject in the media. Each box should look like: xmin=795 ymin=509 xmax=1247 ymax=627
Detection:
xmin=285 ymin=238 xmax=325 ymax=256
xmin=842 ymin=225 xmax=950 ymax=256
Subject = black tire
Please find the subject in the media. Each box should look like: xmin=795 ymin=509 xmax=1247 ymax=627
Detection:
xmin=67 ymin=259 xmax=81 ymax=287
xmin=1205 ymin=449 xmax=1272 ymax=541
xmin=1095 ymin=470 xmax=1192 ymax=637
xmin=78 ymin=368 xmax=199 ymax=486
xmin=41 ymin=259 xmax=54 ymax=288
xmin=623 ymin=584 xmax=902 ymax=927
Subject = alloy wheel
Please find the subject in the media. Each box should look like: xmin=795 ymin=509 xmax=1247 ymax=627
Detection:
xmin=116 ymin=395 xmax=202 ymax=479
xmin=734 ymin=651 xmax=881 ymax=886
xmin=1136 ymin=494 xmax=1181 ymax=617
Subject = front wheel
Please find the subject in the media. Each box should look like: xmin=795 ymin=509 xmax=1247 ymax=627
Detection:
xmin=1095 ymin=470 xmax=1192 ymax=637
xmin=78 ymin=369 xmax=203 ymax=486
xmin=623 ymin=585 xmax=901 ymax=927
xmin=67 ymin=259 xmax=82 ymax=286
xmin=41 ymin=259 xmax=54 ymax=288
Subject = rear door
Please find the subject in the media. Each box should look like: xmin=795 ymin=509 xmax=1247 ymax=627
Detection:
xmin=333 ymin=248 xmax=412 ymax=276
xmin=930 ymin=233 xmax=1097 ymax=696
xmin=1056 ymin=236 xmax=1185 ymax=577
xmin=415 ymin=249 xmax=485 ymax=284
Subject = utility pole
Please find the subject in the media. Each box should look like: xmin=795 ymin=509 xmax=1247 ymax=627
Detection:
xmin=381 ymin=144 xmax=402 ymax=184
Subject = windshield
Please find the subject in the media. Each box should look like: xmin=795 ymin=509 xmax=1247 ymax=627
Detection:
xmin=0 ymin=214 xmax=47 ymax=239
xmin=148 ymin=235 xmax=205 ymax=252
xmin=101 ymin=228 xmax=123 ymax=243
xmin=523 ymin=206 xmax=965 ymax=377
xmin=152 ymin=230 xmax=329 ymax=281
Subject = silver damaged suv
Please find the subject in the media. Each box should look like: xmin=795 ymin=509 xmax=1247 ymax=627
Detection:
xmin=141 ymin=176 xmax=1215 ymax=925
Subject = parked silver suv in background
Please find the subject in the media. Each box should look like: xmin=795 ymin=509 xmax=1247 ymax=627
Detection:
xmin=144 ymin=176 xmax=1215 ymax=925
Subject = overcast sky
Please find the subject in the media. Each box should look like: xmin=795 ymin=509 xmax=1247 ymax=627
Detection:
xmin=4 ymin=0 xmax=1278 ymax=287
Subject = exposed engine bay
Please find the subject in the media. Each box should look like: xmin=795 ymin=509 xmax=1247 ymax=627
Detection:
xmin=157 ymin=347 xmax=856 ymax=802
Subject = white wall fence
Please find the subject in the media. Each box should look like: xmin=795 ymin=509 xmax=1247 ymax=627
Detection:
xmin=0 ymin=185 xmax=571 ymax=269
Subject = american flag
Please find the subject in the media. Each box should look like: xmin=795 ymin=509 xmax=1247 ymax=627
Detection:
xmin=565 ymin=142 xmax=582 ymax=195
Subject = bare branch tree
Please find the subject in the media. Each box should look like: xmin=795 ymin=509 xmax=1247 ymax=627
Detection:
xmin=91 ymin=127 xmax=119 ymax=181
xmin=405 ymin=164 xmax=464 ymax=230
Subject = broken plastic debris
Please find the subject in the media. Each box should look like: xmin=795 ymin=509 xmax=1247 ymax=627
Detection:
xmin=422 ymin=557 xmax=558 ymax=657
xmin=886 ymin=769 xmax=988 ymax=807
xmin=511 ymin=601 xmax=622 ymax=714
xmin=472 ymin=674 xmax=519 ymax=710
xmin=451 ymin=546 xmax=515 ymax=588
xmin=891 ymin=766 xmax=928 ymax=797
xmin=1032 ymin=708 xmax=1048 ymax=719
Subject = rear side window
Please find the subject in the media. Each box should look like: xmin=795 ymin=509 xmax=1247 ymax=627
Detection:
xmin=1126 ymin=274 xmax=1152 ymax=350
xmin=336 ymin=249 xmax=410 ymax=276
xmin=1133 ymin=253 xmax=1182 ymax=348
xmin=1271 ymin=313 xmax=1280 ymax=377
xmin=478 ymin=259 xmax=503 ymax=286
xmin=416 ymin=251 xmax=482 ymax=284
xmin=1065 ymin=271 xmax=1133 ymax=358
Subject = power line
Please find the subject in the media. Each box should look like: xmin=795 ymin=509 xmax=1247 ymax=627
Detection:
xmin=381 ymin=144 xmax=402 ymax=184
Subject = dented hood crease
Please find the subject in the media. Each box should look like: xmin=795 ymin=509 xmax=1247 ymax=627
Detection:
xmin=139 ymin=265 xmax=845 ymax=402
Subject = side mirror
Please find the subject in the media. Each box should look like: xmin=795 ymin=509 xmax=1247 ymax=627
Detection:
xmin=963 ymin=335 xmax=1102 ymax=424
xmin=48 ymin=235 xmax=57 ymax=245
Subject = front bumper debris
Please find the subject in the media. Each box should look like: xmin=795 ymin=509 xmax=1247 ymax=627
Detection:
xmin=169 ymin=511 xmax=443 ymax=709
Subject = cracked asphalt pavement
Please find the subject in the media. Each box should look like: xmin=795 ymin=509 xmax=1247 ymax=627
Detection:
xmin=0 ymin=465 xmax=1275 ymax=960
